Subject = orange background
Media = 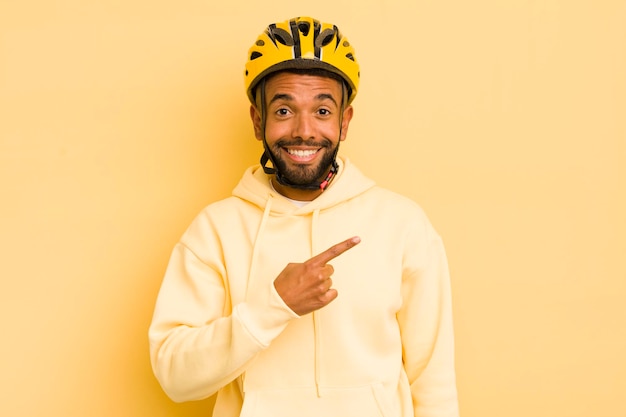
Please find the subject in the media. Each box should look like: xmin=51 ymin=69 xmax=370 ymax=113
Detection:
xmin=1 ymin=1 xmax=624 ymax=416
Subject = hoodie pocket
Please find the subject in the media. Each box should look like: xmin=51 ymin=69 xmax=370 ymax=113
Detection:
xmin=240 ymin=384 xmax=393 ymax=417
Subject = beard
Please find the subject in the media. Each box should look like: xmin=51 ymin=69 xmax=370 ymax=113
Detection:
xmin=268 ymin=138 xmax=338 ymax=186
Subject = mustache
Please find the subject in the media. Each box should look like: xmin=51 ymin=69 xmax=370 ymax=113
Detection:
xmin=275 ymin=138 xmax=333 ymax=148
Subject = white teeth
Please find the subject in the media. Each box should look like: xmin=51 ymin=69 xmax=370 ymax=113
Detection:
xmin=288 ymin=149 xmax=317 ymax=157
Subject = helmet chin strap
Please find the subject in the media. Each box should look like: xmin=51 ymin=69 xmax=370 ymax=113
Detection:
xmin=258 ymin=77 xmax=346 ymax=191
xmin=260 ymin=147 xmax=340 ymax=191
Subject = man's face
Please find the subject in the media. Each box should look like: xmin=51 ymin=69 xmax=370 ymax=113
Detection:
xmin=250 ymin=72 xmax=353 ymax=187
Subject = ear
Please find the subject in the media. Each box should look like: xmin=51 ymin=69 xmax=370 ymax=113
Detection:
xmin=339 ymin=105 xmax=354 ymax=141
xmin=249 ymin=105 xmax=263 ymax=141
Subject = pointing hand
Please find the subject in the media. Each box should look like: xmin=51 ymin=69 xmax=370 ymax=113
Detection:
xmin=273 ymin=236 xmax=361 ymax=316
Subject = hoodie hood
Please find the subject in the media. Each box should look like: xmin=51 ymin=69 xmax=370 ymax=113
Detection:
xmin=232 ymin=157 xmax=376 ymax=214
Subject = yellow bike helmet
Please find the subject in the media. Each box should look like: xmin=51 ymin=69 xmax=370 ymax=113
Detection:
xmin=244 ymin=16 xmax=360 ymax=104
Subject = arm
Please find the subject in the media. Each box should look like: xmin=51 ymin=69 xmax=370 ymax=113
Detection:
xmin=148 ymin=214 xmax=360 ymax=402
xmin=399 ymin=221 xmax=460 ymax=417
xmin=149 ymin=239 xmax=298 ymax=402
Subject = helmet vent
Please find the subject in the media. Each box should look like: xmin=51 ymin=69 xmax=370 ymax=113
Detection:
xmin=346 ymin=53 xmax=355 ymax=62
xmin=250 ymin=51 xmax=263 ymax=60
xmin=297 ymin=21 xmax=311 ymax=35
xmin=267 ymin=27 xmax=294 ymax=46
xmin=315 ymin=29 xmax=336 ymax=48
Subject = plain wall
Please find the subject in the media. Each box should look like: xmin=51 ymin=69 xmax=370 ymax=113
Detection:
xmin=1 ymin=1 xmax=624 ymax=416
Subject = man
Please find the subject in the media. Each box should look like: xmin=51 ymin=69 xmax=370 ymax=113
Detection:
xmin=149 ymin=16 xmax=459 ymax=417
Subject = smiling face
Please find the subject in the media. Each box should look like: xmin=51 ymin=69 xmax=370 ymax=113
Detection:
xmin=250 ymin=71 xmax=353 ymax=200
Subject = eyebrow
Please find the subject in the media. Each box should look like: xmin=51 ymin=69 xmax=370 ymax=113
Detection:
xmin=269 ymin=93 xmax=338 ymax=107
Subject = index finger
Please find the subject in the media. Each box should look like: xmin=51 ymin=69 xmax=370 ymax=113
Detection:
xmin=307 ymin=236 xmax=361 ymax=265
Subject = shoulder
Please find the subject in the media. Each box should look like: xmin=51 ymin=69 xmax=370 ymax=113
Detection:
xmin=357 ymin=186 xmax=442 ymax=241
xmin=361 ymin=186 xmax=429 ymax=217
xmin=190 ymin=196 xmax=254 ymax=226
xmin=179 ymin=196 xmax=251 ymax=238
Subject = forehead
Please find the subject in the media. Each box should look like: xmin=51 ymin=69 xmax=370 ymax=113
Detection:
xmin=264 ymin=72 xmax=343 ymax=99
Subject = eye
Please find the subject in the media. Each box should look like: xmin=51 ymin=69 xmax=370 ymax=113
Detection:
xmin=275 ymin=107 xmax=291 ymax=117
xmin=317 ymin=108 xmax=332 ymax=116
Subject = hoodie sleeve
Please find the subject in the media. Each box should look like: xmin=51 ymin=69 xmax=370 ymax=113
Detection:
xmin=398 ymin=216 xmax=460 ymax=417
xmin=148 ymin=211 xmax=298 ymax=402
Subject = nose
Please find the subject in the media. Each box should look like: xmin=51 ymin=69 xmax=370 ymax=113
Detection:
xmin=291 ymin=113 xmax=314 ymax=140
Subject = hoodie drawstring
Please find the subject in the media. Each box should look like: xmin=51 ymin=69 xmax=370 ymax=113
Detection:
xmin=241 ymin=195 xmax=274 ymax=394
xmin=246 ymin=194 xmax=325 ymax=397
xmin=311 ymin=208 xmax=322 ymax=397
xmin=245 ymin=195 xmax=274 ymax=307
